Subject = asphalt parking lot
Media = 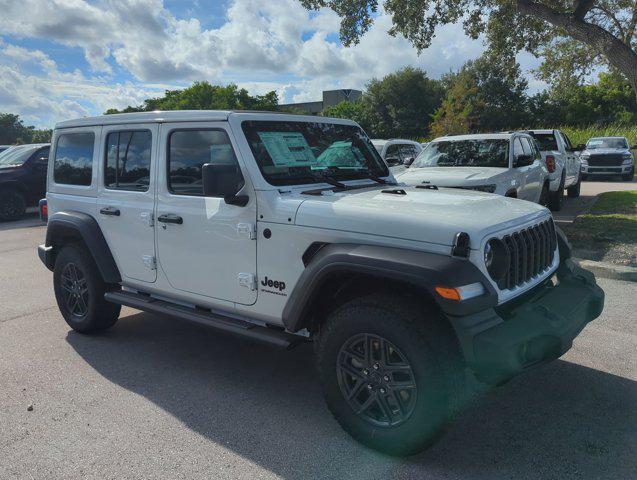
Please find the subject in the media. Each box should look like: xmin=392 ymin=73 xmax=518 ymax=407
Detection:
xmin=0 ymin=181 xmax=635 ymax=480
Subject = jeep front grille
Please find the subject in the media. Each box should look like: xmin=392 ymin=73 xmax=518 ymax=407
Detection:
xmin=499 ymin=219 xmax=557 ymax=290
xmin=588 ymin=154 xmax=624 ymax=166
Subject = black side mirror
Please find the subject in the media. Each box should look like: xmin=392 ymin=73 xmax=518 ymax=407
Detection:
xmin=403 ymin=157 xmax=415 ymax=167
xmin=202 ymin=163 xmax=248 ymax=206
xmin=514 ymin=154 xmax=534 ymax=167
xmin=573 ymin=144 xmax=586 ymax=151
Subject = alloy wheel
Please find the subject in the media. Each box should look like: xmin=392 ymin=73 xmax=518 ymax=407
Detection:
xmin=60 ymin=263 xmax=90 ymax=317
xmin=336 ymin=333 xmax=417 ymax=428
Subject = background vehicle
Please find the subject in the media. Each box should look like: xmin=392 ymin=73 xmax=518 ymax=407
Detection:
xmin=579 ymin=136 xmax=635 ymax=181
xmin=523 ymin=129 xmax=582 ymax=211
xmin=371 ymin=139 xmax=422 ymax=174
xmin=395 ymin=133 xmax=549 ymax=205
xmin=38 ymin=111 xmax=602 ymax=456
xmin=0 ymin=143 xmax=50 ymax=221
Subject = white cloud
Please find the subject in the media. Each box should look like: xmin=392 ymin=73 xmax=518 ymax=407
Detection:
xmin=0 ymin=0 xmax=541 ymax=126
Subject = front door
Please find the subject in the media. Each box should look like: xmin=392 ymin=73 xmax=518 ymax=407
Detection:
xmin=155 ymin=123 xmax=257 ymax=305
xmin=97 ymin=124 xmax=158 ymax=283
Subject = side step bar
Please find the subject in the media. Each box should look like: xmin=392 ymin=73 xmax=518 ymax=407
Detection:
xmin=104 ymin=291 xmax=305 ymax=350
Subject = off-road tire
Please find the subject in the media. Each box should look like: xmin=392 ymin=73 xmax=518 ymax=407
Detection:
xmin=0 ymin=189 xmax=27 ymax=221
xmin=548 ymin=173 xmax=565 ymax=211
xmin=567 ymin=175 xmax=581 ymax=198
xmin=53 ymin=244 xmax=121 ymax=333
xmin=581 ymin=174 xmax=588 ymax=181
xmin=314 ymin=294 xmax=464 ymax=456
xmin=621 ymin=167 xmax=634 ymax=181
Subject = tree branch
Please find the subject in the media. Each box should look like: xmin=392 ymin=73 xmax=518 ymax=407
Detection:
xmin=573 ymin=0 xmax=596 ymax=20
xmin=517 ymin=0 xmax=637 ymax=91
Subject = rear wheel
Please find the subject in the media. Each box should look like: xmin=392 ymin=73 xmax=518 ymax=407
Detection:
xmin=548 ymin=174 xmax=565 ymax=211
xmin=53 ymin=244 xmax=121 ymax=333
xmin=567 ymin=175 xmax=581 ymax=198
xmin=315 ymin=295 xmax=463 ymax=456
xmin=0 ymin=189 xmax=26 ymax=221
xmin=539 ymin=182 xmax=549 ymax=207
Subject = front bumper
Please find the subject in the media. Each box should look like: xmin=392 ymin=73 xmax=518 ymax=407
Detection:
xmin=581 ymin=164 xmax=633 ymax=175
xmin=450 ymin=258 xmax=604 ymax=385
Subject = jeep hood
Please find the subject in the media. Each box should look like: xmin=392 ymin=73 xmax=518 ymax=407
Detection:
xmin=396 ymin=166 xmax=508 ymax=186
xmin=295 ymin=186 xmax=549 ymax=247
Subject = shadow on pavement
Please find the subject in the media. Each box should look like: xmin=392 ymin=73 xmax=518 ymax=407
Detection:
xmin=0 ymin=212 xmax=43 ymax=232
xmin=67 ymin=311 xmax=636 ymax=480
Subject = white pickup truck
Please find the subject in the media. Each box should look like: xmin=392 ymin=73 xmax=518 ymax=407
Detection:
xmin=395 ymin=133 xmax=549 ymax=205
xmin=523 ymin=130 xmax=582 ymax=211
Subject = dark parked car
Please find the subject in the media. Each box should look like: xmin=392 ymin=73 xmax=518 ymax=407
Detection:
xmin=0 ymin=143 xmax=50 ymax=221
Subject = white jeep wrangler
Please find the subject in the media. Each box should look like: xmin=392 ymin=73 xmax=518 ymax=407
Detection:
xmin=38 ymin=111 xmax=603 ymax=456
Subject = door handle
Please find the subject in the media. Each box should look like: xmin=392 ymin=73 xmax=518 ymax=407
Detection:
xmin=100 ymin=206 xmax=120 ymax=216
xmin=157 ymin=214 xmax=183 ymax=225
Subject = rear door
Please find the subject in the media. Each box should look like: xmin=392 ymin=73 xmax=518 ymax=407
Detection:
xmin=520 ymin=137 xmax=543 ymax=202
xmin=24 ymin=146 xmax=49 ymax=203
xmin=96 ymin=124 xmax=158 ymax=283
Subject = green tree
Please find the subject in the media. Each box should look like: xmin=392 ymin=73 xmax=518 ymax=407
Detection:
xmin=322 ymin=99 xmax=374 ymax=133
xmin=0 ymin=113 xmax=51 ymax=144
xmin=364 ymin=67 xmax=444 ymax=138
xmin=300 ymin=1 xmax=637 ymax=99
xmin=107 ymin=81 xmax=279 ymax=114
xmin=430 ymin=55 xmax=530 ymax=135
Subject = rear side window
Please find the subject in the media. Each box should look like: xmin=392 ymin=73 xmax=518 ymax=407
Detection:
xmin=54 ymin=133 xmax=95 ymax=186
xmin=530 ymin=133 xmax=558 ymax=151
xmin=168 ymin=129 xmax=239 ymax=196
xmin=105 ymin=131 xmax=152 ymax=191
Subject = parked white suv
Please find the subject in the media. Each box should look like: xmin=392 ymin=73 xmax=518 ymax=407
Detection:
xmin=38 ymin=111 xmax=603 ymax=456
xmin=395 ymin=133 xmax=549 ymax=205
xmin=523 ymin=130 xmax=582 ymax=210
xmin=371 ymin=139 xmax=422 ymax=174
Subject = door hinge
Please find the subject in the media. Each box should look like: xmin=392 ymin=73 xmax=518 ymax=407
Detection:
xmin=237 ymin=222 xmax=256 ymax=240
xmin=238 ymin=273 xmax=256 ymax=291
xmin=141 ymin=211 xmax=154 ymax=227
xmin=142 ymin=255 xmax=157 ymax=270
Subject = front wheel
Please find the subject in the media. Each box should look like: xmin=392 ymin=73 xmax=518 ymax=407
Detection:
xmin=53 ymin=244 xmax=121 ymax=333
xmin=621 ymin=167 xmax=634 ymax=181
xmin=0 ymin=189 xmax=26 ymax=221
xmin=314 ymin=295 xmax=464 ymax=456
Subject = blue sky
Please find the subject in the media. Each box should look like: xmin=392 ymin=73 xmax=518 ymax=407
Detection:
xmin=0 ymin=0 xmax=544 ymax=129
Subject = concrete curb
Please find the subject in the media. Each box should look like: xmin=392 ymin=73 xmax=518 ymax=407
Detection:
xmin=576 ymin=258 xmax=637 ymax=283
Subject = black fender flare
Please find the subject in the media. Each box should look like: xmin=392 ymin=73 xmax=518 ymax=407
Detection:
xmin=42 ymin=211 xmax=121 ymax=283
xmin=282 ymin=243 xmax=498 ymax=332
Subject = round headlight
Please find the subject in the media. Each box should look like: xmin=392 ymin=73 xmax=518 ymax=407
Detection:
xmin=484 ymin=238 xmax=509 ymax=282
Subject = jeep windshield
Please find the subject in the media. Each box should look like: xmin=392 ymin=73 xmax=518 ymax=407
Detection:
xmin=412 ymin=139 xmax=509 ymax=168
xmin=586 ymin=137 xmax=628 ymax=149
xmin=0 ymin=145 xmax=33 ymax=167
xmin=241 ymin=120 xmax=389 ymax=186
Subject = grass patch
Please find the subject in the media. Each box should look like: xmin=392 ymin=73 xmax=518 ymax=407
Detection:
xmin=564 ymin=190 xmax=637 ymax=251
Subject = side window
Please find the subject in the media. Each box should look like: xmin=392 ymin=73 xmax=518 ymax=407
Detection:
xmin=513 ymin=138 xmax=524 ymax=157
xmin=54 ymin=133 xmax=95 ymax=186
xmin=168 ymin=129 xmax=240 ymax=196
xmin=399 ymin=144 xmax=418 ymax=159
xmin=105 ymin=131 xmax=152 ymax=191
xmin=560 ymin=132 xmax=572 ymax=151
xmin=521 ymin=138 xmax=533 ymax=156
xmin=384 ymin=144 xmax=402 ymax=166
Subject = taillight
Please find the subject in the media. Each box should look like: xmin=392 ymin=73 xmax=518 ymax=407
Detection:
xmin=545 ymin=155 xmax=556 ymax=173
xmin=39 ymin=198 xmax=48 ymax=223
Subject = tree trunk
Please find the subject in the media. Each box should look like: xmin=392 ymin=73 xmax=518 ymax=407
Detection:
xmin=517 ymin=0 xmax=637 ymax=100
